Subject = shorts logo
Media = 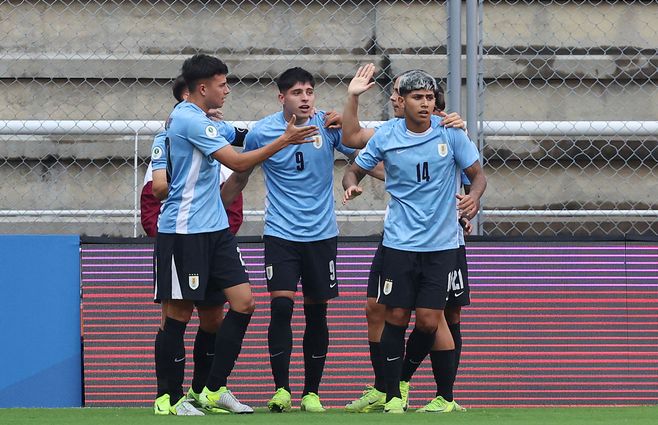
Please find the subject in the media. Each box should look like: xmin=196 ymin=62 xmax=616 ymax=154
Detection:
xmin=152 ymin=146 xmax=163 ymax=160
xmin=383 ymin=278 xmax=393 ymax=295
xmin=266 ymin=265 xmax=273 ymax=280
xmin=448 ymin=269 xmax=464 ymax=291
xmin=205 ymin=125 xmax=218 ymax=138
xmin=188 ymin=274 xmax=199 ymax=290
xmin=438 ymin=143 xmax=448 ymax=157
xmin=312 ymin=135 xmax=323 ymax=149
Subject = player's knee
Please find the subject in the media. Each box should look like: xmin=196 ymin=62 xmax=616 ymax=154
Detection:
xmin=199 ymin=314 xmax=222 ymax=332
xmin=166 ymin=301 xmax=194 ymax=323
xmin=271 ymin=296 xmax=294 ymax=321
xmin=231 ymin=295 xmax=256 ymax=315
xmin=415 ymin=321 xmax=438 ymax=334
xmin=386 ymin=308 xmax=411 ymax=327
xmin=366 ymin=300 xmax=385 ymax=324
xmin=415 ymin=312 xmax=440 ymax=334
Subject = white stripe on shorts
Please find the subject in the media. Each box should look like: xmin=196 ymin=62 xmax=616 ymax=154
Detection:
xmin=171 ymin=254 xmax=183 ymax=299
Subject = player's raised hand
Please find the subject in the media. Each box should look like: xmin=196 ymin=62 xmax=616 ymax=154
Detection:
xmin=324 ymin=110 xmax=342 ymax=129
xmin=436 ymin=111 xmax=466 ymax=130
xmin=457 ymin=193 xmax=479 ymax=220
xmin=283 ymin=114 xmax=319 ymax=145
xmin=207 ymin=108 xmax=224 ymax=121
xmin=347 ymin=63 xmax=376 ymax=97
xmin=342 ymin=185 xmax=363 ymax=204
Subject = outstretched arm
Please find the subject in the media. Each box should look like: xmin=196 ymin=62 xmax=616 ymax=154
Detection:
xmin=342 ymin=63 xmax=377 ymax=148
xmin=213 ymin=114 xmax=317 ymax=172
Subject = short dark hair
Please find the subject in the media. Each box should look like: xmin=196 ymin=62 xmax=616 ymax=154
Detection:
xmin=172 ymin=75 xmax=188 ymax=102
xmin=181 ymin=54 xmax=229 ymax=92
xmin=398 ymin=69 xmax=438 ymax=97
xmin=434 ymin=79 xmax=446 ymax=111
xmin=276 ymin=67 xmax=315 ymax=93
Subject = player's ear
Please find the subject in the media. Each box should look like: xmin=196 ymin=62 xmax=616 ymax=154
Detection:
xmin=277 ymin=92 xmax=285 ymax=106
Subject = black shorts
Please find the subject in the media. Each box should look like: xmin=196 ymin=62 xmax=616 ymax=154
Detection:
xmin=446 ymin=245 xmax=470 ymax=307
xmin=264 ymin=235 xmax=338 ymax=301
xmin=154 ymin=229 xmax=249 ymax=305
xmin=367 ymin=241 xmax=384 ymax=298
xmin=377 ymin=246 xmax=458 ymax=310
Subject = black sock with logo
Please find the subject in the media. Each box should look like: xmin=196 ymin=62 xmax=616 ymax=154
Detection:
xmin=380 ymin=321 xmax=407 ymax=401
xmin=155 ymin=317 xmax=187 ymax=401
xmin=302 ymin=303 xmax=328 ymax=396
xmin=268 ymin=297 xmax=294 ymax=393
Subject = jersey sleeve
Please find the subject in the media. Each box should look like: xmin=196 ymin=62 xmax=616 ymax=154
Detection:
xmin=150 ymin=132 xmax=167 ymax=171
xmin=329 ymin=128 xmax=356 ymax=157
xmin=188 ymin=117 xmax=230 ymax=157
xmin=213 ymin=121 xmax=237 ymax=145
xmin=354 ymin=131 xmax=383 ymax=171
xmin=450 ymin=129 xmax=480 ymax=170
xmin=243 ymin=125 xmax=261 ymax=153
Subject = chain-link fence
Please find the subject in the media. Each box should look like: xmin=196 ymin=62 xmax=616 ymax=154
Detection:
xmin=480 ymin=0 xmax=658 ymax=236
xmin=1 ymin=1 xmax=656 ymax=237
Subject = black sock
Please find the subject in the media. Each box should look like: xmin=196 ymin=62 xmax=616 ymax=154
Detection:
xmin=369 ymin=341 xmax=386 ymax=392
xmin=400 ymin=327 xmax=435 ymax=382
xmin=268 ymin=297 xmax=294 ymax=392
xmin=430 ymin=349 xmax=456 ymax=402
xmin=302 ymin=303 xmax=328 ymax=396
xmin=380 ymin=321 xmax=406 ymax=401
xmin=192 ymin=328 xmax=216 ymax=394
xmin=154 ymin=317 xmax=187 ymax=400
xmin=448 ymin=322 xmax=463 ymax=372
xmin=206 ymin=309 xmax=252 ymax=391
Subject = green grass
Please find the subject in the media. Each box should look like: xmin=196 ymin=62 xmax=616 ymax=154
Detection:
xmin=1 ymin=407 xmax=657 ymax=425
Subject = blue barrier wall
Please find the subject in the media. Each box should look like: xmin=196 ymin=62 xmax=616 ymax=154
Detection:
xmin=0 ymin=235 xmax=81 ymax=407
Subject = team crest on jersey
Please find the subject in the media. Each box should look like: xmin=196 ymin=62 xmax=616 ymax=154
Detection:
xmin=205 ymin=125 xmax=218 ymax=138
xmin=438 ymin=143 xmax=448 ymax=157
xmin=152 ymin=146 xmax=163 ymax=160
xmin=312 ymin=135 xmax=323 ymax=149
xmin=188 ymin=274 xmax=199 ymax=290
xmin=266 ymin=265 xmax=273 ymax=280
xmin=383 ymin=278 xmax=393 ymax=295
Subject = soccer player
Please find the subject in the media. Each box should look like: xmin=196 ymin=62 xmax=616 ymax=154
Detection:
xmin=221 ymin=67 xmax=363 ymax=413
xmin=341 ymin=64 xmax=471 ymax=412
xmin=142 ymin=75 xmax=246 ymax=237
xmin=342 ymin=70 xmax=486 ymax=413
xmin=145 ymin=75 xmax=249 ymax=416
xmin=153 ymin=54 xmax=318 ymax=416
xmin=396 ymin=83 xmax=475 ymax=413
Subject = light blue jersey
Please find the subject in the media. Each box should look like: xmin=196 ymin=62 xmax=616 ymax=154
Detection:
xmin=244 ymin=111 xmax=355 ymax=241
xmin=158 ymin=101 xmax=230 ymax=234
xmin=356 ymin=115 xmax=479 ymax=252
xmin=213 ymin=120 xmax=236 ymax=146
xmin=150 ymin=117 xmax=237 ymax=173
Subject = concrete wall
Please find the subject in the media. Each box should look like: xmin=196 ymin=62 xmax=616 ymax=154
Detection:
xmin=1 ymin=1 xmax=656 ymax=236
